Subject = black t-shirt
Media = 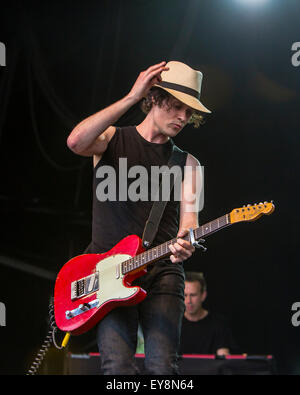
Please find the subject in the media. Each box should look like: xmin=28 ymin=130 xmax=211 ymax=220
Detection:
xmin=180 ymin=312 xmax=237 ymax=355
xmin=90 ymin=126 xmax=187 ymax=253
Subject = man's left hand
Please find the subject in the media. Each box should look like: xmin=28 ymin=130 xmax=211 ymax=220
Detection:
xmin=169 ymin=229 xmax=195 ymax=263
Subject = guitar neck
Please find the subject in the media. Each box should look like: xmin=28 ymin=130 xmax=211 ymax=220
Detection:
xmin=121 ymin=213 xmax=231 ymax=275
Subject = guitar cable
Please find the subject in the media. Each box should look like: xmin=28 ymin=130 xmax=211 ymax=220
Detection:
xmin=26 ymin=297 xmax=71 ymax=375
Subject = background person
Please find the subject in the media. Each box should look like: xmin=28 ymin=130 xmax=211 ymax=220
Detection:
xmin=180 ymin=271 xmax=237 ymax=356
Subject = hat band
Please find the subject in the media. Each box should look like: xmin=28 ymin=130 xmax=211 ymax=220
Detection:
xmin=156 ymin=81 xmax=200 ymax=100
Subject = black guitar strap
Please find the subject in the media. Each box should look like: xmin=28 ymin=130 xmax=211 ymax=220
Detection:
xmin=142 ymin=143 xmax=188 ymax=249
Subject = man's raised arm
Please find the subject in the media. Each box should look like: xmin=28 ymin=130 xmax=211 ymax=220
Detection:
xmin=67 ymin=61 xmax=168 ymax=157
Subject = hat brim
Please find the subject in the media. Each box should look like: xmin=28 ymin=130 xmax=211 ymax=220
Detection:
xmin=153 ymin=84 xmax=211 ymax=114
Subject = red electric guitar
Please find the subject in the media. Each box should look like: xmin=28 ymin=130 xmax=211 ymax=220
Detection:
xmin=54 ymin=202 xmax=274 ymax=335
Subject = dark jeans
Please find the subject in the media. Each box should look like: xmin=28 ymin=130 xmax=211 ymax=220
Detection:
xmin=96 ymin=261 xmax=185 ymax=375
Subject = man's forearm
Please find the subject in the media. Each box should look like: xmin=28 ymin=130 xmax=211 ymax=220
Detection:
xmin=67 ymin=93 xmax=137 ymax=152
xmin=67 ymin=61 xmax=168 ymax=153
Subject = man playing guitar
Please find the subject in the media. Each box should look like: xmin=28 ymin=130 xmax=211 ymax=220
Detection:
xmin=66 ymin=60 xmax=211 ymax=374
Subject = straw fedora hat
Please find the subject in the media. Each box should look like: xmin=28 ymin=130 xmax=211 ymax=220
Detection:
xmin=154 ymin=61 xmax=211 ymax=114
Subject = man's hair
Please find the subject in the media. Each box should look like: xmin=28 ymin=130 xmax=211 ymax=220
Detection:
xmin=140 ymin=87 xmax=205 ymax=128
xmin=185 ymin=271 xmax=207 ymax=293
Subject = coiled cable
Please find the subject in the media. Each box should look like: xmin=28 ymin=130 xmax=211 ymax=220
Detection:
xmin=26 ymin=297 xmax=66 ymax=375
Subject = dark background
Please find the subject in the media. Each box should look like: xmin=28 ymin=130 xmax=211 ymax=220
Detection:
xmin=0 ymin=0 xmax=299 ymax=375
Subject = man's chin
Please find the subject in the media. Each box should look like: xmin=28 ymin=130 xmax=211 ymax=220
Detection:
xmin=186 ymin=307 xmax=196 ymax=314
xmin=165 ymin=127 xmax=180 ymax=137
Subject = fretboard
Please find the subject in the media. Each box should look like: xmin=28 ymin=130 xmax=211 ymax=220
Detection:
xmin=121 ymin=214 xmax=231 ymax=275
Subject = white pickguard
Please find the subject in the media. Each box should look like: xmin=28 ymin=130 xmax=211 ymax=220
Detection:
xmin=95 ymin=254 xmax=139 ymax=306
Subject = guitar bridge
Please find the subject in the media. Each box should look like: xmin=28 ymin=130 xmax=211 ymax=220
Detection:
xmin=71 ymin=272 xmax=99 ymax=301
xmin=65 ymin=299 xmax=100 ymax=320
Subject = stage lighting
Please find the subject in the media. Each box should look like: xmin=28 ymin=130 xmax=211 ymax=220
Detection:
xmin=235 ymin=0 xmax=270 ymax=5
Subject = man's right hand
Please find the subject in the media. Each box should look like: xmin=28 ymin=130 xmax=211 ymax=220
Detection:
xmin=127 ymin=61 xmax=169 ymax=102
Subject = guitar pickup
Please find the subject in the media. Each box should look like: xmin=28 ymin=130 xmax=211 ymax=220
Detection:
xmin=71 ymin=272 xmax=99 ymax=301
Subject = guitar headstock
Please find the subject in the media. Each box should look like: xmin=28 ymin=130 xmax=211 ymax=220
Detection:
xmin=230 ymin=201 xmax=275 ymax=224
